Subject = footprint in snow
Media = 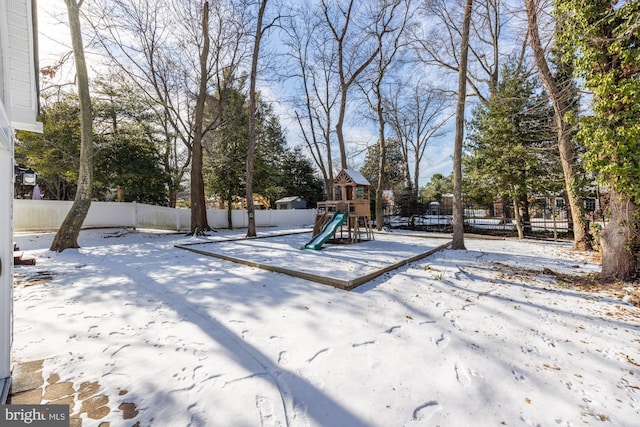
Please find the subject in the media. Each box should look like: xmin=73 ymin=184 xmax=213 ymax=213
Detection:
xmin=255 ymin=395 xmax=278 ymax=427
xmin=111 ymin=344 xmax=130 ymax=357
xmin=307 ymin=348 xmax=330 ymax=363
xmin=435 ymin=333 xmax=449 ymax=348
xmin=384 ymin=325 xmax=402 ymax=334
xmin=455 ymin=363 xmax=471 ymax=387
xmin=413 ymin=401 xmax=442 ymax=421
xmin=352 ymin=340 xmax=376 ymax=348
xmin=277 ymin=351 xmax=288 ymax=366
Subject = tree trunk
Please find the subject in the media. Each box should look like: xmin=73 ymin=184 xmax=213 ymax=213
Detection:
xmin=227 ymin=202 xmax=233 ymax=230
xmin=599 ymin=190 xmax=639 ymax=282
xmin=522 ymin=194 xmax=531 ymax=234
xmin=246 ymin=0 xmax=268 ymax=238
xmin=51 ymin=0 xmax=94 ymax=252
xmin=336 ymin=91 xmax=349 ymax=170
xmin=169 ymin=187 xmax=177 ymax=208
xmin=413 ymin=159 xmax=420 ymax=202
xmin=525 ymin=0 xmax=591 ymax=251
xmin=513 ymin=194 xmax=524 ymax=240
xmin=375 ymin=89 xmax=386 ymax=231
xmin=401 ymin=154 xmax=411 ymax=190
xmin=189 ymin=1 xmax=212 ymax=235
xmin=451 ymin=0 xmax=473 ymax=250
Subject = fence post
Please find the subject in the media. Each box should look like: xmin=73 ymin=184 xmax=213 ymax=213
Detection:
xmin=132 ymin=201 xmax=138 ymax=229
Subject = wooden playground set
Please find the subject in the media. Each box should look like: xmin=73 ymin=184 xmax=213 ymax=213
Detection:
xmin=177 ymin=169 xmax=451 ymax=290
xmin=304 ymin=169 xmax=374 ymax=250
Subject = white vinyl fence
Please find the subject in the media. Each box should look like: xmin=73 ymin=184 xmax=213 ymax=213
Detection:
xmin=13 ymin=200 xmax=317 ymax=232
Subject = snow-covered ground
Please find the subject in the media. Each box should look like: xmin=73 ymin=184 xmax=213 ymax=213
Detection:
xmin=11 ymin=228 xmax=640 ymax=426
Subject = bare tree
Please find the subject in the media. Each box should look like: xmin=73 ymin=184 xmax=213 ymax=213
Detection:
xmin=89 ymin=0 xmax=249 ymax=235
xmin=385 ymin=81 xmax=453 ymax=198
xmin=452 ymin=0 xmax=473 ymax=250
xmin=358 ymin=0 xmax=411 ymax=230
xmin=524 ymin=0 xmax=592 ymax=251
xmin=50 ymin=0 xmax=93 ymax=252
xmin=246 ymin=0 xmax=280 ymax=237
xmin=415 ymin=0 xmax=510 ymax=102
xmin=283 ymin=5 xmax=339 ymax=194
xmin=246 ymin=0 xmax=267 ymax=237
xmin=320 ymin=0 xmax=383 ymax=170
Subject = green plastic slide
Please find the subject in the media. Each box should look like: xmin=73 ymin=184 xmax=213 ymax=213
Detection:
xmin=304 ymin=211 xmax=348 ymax=250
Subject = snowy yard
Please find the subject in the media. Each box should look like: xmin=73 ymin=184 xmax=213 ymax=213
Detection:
xmin=11 ymin=228 xmax=640 ymax=426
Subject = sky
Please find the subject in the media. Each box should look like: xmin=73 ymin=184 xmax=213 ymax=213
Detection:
xmin=11 ymin=226 xmax=640 ymax=426
xmin=35 ymin=1 xmax=456 ymax=188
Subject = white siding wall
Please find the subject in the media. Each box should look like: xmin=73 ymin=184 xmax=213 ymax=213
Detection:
xmin=1 ymin=0 xmax=41 ymax=396
xmin=5 ymin=0 xmax=40 ymax=131
xmin=0 ymin=96 xmax=13 ymax=386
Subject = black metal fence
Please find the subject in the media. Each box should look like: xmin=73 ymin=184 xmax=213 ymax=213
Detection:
xmin=386 ymin=213 xmax=575 ymax=238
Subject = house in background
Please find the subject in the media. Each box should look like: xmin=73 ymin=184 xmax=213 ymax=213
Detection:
xmin=1 ymin=0 xmax=42 ymax=402
xmin=276 ymin=196 xmax=307 ymax=210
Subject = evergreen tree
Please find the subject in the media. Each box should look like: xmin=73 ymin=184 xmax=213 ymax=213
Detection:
xmin=276 ymin=146 xmax=325 ymax=208
xmin=16 ymin=98 xmax=81 ymax=200
xmin=361 ymin=138 xmax=404 ymax=220
xmin=465 ymin=59 xmax=559 ymax=238
xmin=361 ymin=138 xmax=404 ymax=194
xmin=92 ymin=77 xmax=170 ymax=205
xmin=94 ymin=129 xmax=168 ymax=205
xmin=252 ymin=101 xmax=288 ymax=204
xmin=204 ymin=81 xmax=249 ymax=228
xmin=422 ymin=173 xmax=453 ymax=205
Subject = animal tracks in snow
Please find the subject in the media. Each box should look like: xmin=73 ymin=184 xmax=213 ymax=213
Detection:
xmin=511 ymin=367 xmax=526 ymax=382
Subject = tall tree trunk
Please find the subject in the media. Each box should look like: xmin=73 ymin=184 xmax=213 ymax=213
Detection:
xmin=451 ymin=0 xmax=473 ymax=250
xmin=169 ymin=188 xmax=177 ymax=208
xmin=402 ymin=155 xmax=411 ymax=190
xmin=51 ymin=0 xmax=94 ymax=252
xmin=226 ymin=203 xmax=233 ymax=230
xmin=525 ymin=0 xmax=591 ymax=251
xmin=599 ymin=190 xmax=639 ymax=282
xmin=375 ymin=83 xmax=386 ymax=231
xmin=189 ymin=1 xmax=212 ymax=235
xmin=522 ymin=194 xmax=532 ymax=234
xmin=246 ymin=0 xmax=268 ymax=238
xmin=413 ymin=159 xmax=420 ymax=202
xmin=513 ymin=194 xmax=524 ymax=240
xmin=336 ymin=91 xmax=349 ymax=171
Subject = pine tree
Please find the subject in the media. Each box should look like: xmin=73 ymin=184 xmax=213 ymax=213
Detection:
xmin=465 ymin=60 xmax=559 ymax=238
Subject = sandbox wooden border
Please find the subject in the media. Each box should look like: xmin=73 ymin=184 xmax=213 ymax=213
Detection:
xmin=175 ymin=236 xmax=451 ymax=291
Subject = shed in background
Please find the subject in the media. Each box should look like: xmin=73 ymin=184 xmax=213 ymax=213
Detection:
xmin=276 ymin=196 xmax=307 ymax=210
